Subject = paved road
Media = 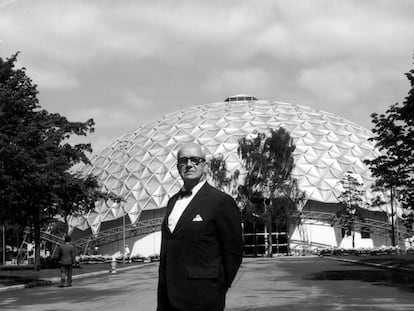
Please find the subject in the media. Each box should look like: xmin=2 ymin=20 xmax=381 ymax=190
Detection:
xmin=1 ymin=257 xmax=414 ymax=310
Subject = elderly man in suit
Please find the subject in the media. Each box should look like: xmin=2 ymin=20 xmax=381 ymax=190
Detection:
xmin=157 ymin=142 xmax=244 ymax=311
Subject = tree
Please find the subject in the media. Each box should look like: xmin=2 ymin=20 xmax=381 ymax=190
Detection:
xmin=237 ymin=128 xmax=305 ymax=256
xmin=206 ymin=154 xmax=240 ymax=198
xmin=334 ymin=173 xmax=366 ymax=248
xmin=0 ymin=53 xmax=99 ymax=270
xmin=364 ymin=61 xmax=414 ymax=212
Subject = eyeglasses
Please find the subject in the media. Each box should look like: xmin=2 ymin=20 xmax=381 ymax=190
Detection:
xmin=177 ymin=156 xmax=206 ymax=166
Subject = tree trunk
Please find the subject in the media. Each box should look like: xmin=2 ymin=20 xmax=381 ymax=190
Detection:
xmin=267 ymin=216 xmax=273 ymax=258
xmin=286 ymin=220 xmax=291 ymax=256
xmin=253 ymin=222 xmax=257 ymax=257
xmin=33 ymin=209 xmax=41 ymax=271
xmin=390 ymin=187 xmax=396 ymax=246
xmin=352 ymin=231 xmax=355 ymax=249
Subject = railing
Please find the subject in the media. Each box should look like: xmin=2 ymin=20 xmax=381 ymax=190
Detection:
xmin=22 ymin=227 xmax=64 ymax=244
xmin=18 ymin=218 xmax=164 ymax=257
xmin=71 ymin=217 xmax=163 ymax=252
xmin=301 ymin=210 xmax=414 ymax=239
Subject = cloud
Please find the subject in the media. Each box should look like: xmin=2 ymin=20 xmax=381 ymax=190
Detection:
xmin=1 ymin=0 xmax=414 ymax=153
xmin=27 ymin=66 xmax=78 ymax=89
xmin=203 ymin=67 xmax=278 ymax=97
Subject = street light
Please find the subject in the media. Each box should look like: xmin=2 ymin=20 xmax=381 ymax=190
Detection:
xmin=2 ymin=225 xmax=5 ymax=265
xmin=123 ymin=212 xmax=126 ymax=264
xmin=118 ymin=140 xmax=132 ymax=264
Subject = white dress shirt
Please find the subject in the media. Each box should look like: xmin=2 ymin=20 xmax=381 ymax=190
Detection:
xmin=168 ymin=180 xmax=206 ymax=232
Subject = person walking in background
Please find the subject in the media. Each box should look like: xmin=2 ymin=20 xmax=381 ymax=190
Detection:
xmin=124 ymin=244 xmax=131 ymax=263
xmin=56 ymin=235 xmax=76 ymax=287
xmin=157 ymin=142 xmax=244 ymax=311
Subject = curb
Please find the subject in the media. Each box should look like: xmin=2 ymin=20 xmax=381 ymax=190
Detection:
xmin=326 ymin=256 xmax=414 ymax=273
xmin=0 ymin=262 xmax=155 ymax=293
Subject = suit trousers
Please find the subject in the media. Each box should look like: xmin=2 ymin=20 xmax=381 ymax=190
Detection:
xmin=157 ymin=281 xmax=224 ymax=311
xmin=60 ymin=264 xmax=73 ymax=286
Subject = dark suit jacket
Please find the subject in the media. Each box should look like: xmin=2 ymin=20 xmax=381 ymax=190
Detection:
xmin=56 ymin=243 xmax=76 ymax=266
xmin=157 ymin=182 xmax=243 ymax=311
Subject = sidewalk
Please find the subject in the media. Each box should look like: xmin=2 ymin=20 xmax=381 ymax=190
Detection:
xmin=0 ymin=261 xmax=154 ymax=293
xmin=1 ymin=254 xmax=413 ymax=293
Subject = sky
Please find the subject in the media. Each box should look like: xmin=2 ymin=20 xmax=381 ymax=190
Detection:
xmin=1 ymin=0 xmax=413 ymax=156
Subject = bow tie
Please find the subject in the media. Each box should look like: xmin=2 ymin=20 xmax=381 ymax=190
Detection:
xmin=178 ymin=189 xmax=192 ymax=198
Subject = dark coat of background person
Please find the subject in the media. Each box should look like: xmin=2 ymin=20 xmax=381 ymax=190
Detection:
xmin=56 ymin=238 xmax=76 ymax=287
xmin=157 ymin=182 xmax=244 ymax=311
xmin=57 ymin=243 xmax=76 ymax=265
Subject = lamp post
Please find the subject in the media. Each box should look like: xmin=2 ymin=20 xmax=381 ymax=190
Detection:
xmin=2 ymin=225 xmax=5 ymax=265
xmin=118 ymin=140 xmax=131 ymax=264
xmin=123 ymin=212 xmax=126 ymax=264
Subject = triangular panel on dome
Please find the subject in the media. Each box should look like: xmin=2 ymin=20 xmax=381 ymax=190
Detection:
xmin=224 ymin=152 xmax=242 ymax=167
xmin=319 ymin=177 xmax=340 ymax=190
xmin=203 ymin=142 xmax=221 ymax=154
xmin=101 ymin=209 xmax=118 ymax=222
xmin=88 ymin=166 xmax=104 ymax=177
xmin=92 ymin=156 xmax=111 ymax=170
xmin=295 ymin=146 xmax=318 ymax=159
xmin=104 ymin=177 xmax=123 ymax=192
xmin=127 ymin=206 xmax=142 ymax=224
xmin=123 ymin=173 xmax=140 ymax=190
xmin=136 ymin=195 xmax=154 ymax=211
xmin=238 ymin=121 xmax=259 ymax=133
xmin=143 ymin=175 xmax=163 ymax=194
xmin=106 ymin=161 xmax=124 ymax=175
xmin=165 ymin=179 xmax=183 ymax=195
xmin=93 ymin=201 xmax=108 ymax=214
xmin=239 ymin=111 xmax=254 ymax=120
xmin=305 ymin=175 xmax=322 ymax=187
xmin=151 ymin=187 xmax=168 ymax=207
xmin=310 ymin=189 xmax=328 ymax=202
xmin=252 ymin=115 xmax=274 ymax=124
xmin=68 ymin=215 xmax=89 ymax=231
xmin=319 ymin=189 xmax=339 ymax=203
xmin=160 ymin=172 xmax=175 ymax=185
xmin=143 ymin=196 xmax=161 ymax=211
xmin=86 ymin=212 xmax=102 ymax=235
xmin=150 ymin=165 xmax=169 ymax=177
xmin=293 ymin=163 xmax=314 ymax=175
xmin=349 ymin=145 xmax=364 ymax=157
xmin=320 ymin=158 xmax=343 ymax=172
xmin=123 ymin=202 xmax=138 ymax=215
xmin=110 ymin=201 xmax=126 ymax=218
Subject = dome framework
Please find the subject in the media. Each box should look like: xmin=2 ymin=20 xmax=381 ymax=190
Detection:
xmin=70 ymin=96 xmax=381 ymax=234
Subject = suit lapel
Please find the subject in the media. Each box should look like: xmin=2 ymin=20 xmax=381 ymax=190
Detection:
xmin=164 ymin=194 xmax=179 ymax=235
xmin=171 ymin=183 xmax=210 ymax=236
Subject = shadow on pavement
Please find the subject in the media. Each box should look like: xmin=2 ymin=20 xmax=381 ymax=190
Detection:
xmin=304 ymin=262 xmax=414 ymax=292
xmin=3 ymin=269 xmax=158 ymax=309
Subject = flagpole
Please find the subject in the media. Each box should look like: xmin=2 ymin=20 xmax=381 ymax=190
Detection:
xmin=2 ymin=225 xmax=5 ymax=265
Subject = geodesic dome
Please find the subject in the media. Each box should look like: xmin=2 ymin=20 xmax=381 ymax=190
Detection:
xmin=70 ymin=95 xmax=381 ymax=233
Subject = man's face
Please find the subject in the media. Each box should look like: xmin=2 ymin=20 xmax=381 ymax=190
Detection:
xmin=177 ymin=144 xmax=206 ymax=184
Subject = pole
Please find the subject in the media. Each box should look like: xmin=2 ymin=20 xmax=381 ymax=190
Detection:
xmin=123 ymin=213 xmax=126 ymax=264
xmin=390 ymin=187 xmax=396 ymax=246
xmin=2 ymin=225 xmax=5 ymax=265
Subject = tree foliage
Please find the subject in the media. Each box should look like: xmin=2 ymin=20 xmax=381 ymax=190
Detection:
xmin=364 ymin=62 xmax=414 ymax=210
xmin=334 ymin=173 xmax=366 ymax=248
xmin=0 ymin=54 xmax=100 ymax=269
xmin=237 ymin=128 xmax=305 ymax=256
xmin=206 ymin=154 xmax=240 ymax=199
